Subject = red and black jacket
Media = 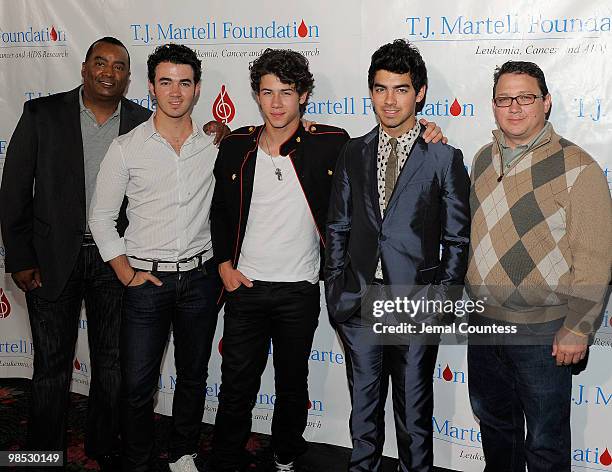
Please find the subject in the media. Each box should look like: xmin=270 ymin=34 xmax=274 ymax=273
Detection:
xmin=211 ymin=123 xmax=349 ymax=278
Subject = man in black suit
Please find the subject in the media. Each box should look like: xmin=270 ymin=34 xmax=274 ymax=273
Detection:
xmin=0 ymin=36 xmax=224 ymax=470
xmin=0 ymin=37 xmax=146 ymax=469
xmin=325 ymin=40 xmax=470 ymax=471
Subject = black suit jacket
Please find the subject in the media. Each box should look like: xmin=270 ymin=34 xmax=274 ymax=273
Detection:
xmin=0 ymin=86 xmax=151 ymax=300
xmin=211 ymin=123 xmax=349 ymax=280
xmin=325 ymin=125 xmax=471 ymax=322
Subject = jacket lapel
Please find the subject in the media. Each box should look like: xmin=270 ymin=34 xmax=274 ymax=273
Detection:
xmin=239 ymin=126 xmax=263 ymax=235
xmin=363 ymin=126 xmax=382 ymax=225
xmin=119 ymin=98 xmax=144 ymax=135
xmin=62 ymin=87 xmax=86 ymax=206
xmin=385 ymin=132 xmax=428 ymax=216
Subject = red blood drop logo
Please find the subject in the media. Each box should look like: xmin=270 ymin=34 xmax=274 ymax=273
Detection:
xmin=0 ymin=289 xmax=11 ymax=319
xmin=297 ymin=19 xmax=308 ymax=38
xmin=218 ymin=338 xmax=223 ymax=355
xmin=50 ymin=26 xmax=58 ymax=41
xmin=212 ymin=85 xmax=236 ymax=124
xmin=74 ymin=359 xmax=81 ymax=371
xmin=307 ymin=400 xmax=312 ymax=409
xmin=442 ymin=364 xmax=453 ymax=382
xmin=601 ymin=448 xmax=612 ymax=466
xmin=449 ymin=98 xmax=462 ymax=117
xmin=609 ymin=315 xmax=612 ymax=328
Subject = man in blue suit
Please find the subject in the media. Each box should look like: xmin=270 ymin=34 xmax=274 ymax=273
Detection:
xmin=325 ymin=39 xmax=470 ymax=471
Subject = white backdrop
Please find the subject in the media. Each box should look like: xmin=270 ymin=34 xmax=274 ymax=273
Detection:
xmin=1 ymin=1 xmax=611 ymax=470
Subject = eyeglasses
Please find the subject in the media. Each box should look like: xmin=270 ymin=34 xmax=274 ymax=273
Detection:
xmin=493 ymin=94 xmax=544 ymax=107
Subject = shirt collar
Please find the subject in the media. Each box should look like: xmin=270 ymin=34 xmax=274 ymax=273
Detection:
xmin=144 ymin=113 xmax=202 ymax=142
xmin=79 ymin=85 xmax=121 ymax=120
xmin=496 ymin=121 xmax=552 ymax=151
xmin=378 ymin=121 xmax=421 ymax=150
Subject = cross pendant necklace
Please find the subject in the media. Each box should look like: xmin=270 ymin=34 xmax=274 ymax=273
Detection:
xmin=263 ymin=131 xmax=283 ymax=181
xmin=275 ymin=167 xmax=283 ymax=181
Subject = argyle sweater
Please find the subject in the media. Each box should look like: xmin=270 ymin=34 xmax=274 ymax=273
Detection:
xmin=466 ymin=125 xmax=612 ymax=335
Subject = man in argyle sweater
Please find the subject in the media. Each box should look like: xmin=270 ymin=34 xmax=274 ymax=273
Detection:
xmin=466 ymin=61 xmax=612 ymax=472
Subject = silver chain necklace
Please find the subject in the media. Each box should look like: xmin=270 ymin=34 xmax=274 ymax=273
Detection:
xmin=262 ymin=131 xmax=283 ymax=181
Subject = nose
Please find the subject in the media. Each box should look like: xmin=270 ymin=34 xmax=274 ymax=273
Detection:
xmin=383 ymin=90 xmax=396 ymax=106
xmin=100 ymin=63 xmax=113 ymax=77
xmin=508 ymin=98 xmax=522 ymax=113
xmin=170 ymin=82 xmax=181 ymax=95
xmin=271 ymin=92 xmax=282 ymax=108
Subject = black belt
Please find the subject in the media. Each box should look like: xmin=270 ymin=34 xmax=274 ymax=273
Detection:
xmin=82 ymin=233 xmax=96 ymax=246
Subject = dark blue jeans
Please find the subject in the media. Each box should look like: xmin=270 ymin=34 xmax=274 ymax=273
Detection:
xmin=25 ymin=244 xmax=123 ymax=461
xmin=467 ymin=343 xmax=572 ymax=472
xmin=120 ymin=259 xmax=220 ymax=472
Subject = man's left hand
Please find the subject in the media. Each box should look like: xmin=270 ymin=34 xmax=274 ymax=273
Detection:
xmin=552 ymin=326 xmax=588 ymax=366
xmin=204 ymin=120 xmax=231 ymax=145
xmin=419 ymin=118 xmax=447 ymax=144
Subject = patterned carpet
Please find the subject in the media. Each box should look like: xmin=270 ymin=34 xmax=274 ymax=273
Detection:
xmin=0 ymin=378 xmax=455 ymax=471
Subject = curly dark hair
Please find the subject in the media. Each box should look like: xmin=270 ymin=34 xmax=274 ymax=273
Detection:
xmin=368 ymin=39 xmax=428 ymax=113
xmin=84 ymin=36 xmax=130 ymax=67
xmin=493 ymin=61 xmax=549 ymax=98
xmin=147 ymin=43 xmax=202 ymax=84
xmin=249 ymin=48 xmax=314 ymax=114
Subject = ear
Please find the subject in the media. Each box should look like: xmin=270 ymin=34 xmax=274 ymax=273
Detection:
xmin=416 ymin=85 xmax=426 ymax=103
xmin=148 ymin=81 xmax=155 ymax=97
xmin=81 ymin=63 xmax=86 ymax=80
xmin=195 ymin=81 xmax=201 ymax=96
xmin=543 ymin=93 xmax=552 ymax=114
xmin=299 ymin=91 xmax=308 ymax=105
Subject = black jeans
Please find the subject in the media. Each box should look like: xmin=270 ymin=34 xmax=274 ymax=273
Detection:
xmin=120 ymin=258 xmax=220 ymax=472
xmin=25 ymin=244 xmax=123 ymax=461
xmin=211 ymin=280 xmax=320 ymax=470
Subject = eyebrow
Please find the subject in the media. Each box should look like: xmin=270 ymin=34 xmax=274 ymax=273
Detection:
xmin=496 ymin=90 xmax=538 ymax=96
xmin=260 ymin=87 xmax=294 ymax=92
xmin=373 ymin=82 xmax=411 ymax=89
xmin=93 ymin=55 xmax=127 ymax=67
xmin=158 ymin=77 xmax=193 ymax=83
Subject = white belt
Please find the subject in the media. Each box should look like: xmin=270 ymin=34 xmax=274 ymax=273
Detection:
xmin=128 ymin=253 xmax=211 ymax=273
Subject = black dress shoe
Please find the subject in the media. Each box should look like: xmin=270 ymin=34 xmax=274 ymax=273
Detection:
xmin=95 ymin=453 xmax=122 ymax=471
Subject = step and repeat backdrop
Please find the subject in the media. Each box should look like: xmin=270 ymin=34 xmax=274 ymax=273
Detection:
xmin=1 ymin=1 xmax=611 ymax=470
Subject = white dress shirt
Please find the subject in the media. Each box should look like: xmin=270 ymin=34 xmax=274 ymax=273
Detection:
xmin=89 ymin=114 xmax=216 ymax=262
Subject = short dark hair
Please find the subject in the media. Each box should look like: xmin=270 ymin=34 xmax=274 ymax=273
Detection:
xmin=249 ymin=48 xmax=314 ymax=114
xmin=84 ymin=36 xmax=130 ymax=67
xmin=493 ymin=61 xmax=549 ymax=98
xmin=368 ymin=39 xmax=428 ymax=112
xmin=147 ymin=43 xmax=202 ymax=84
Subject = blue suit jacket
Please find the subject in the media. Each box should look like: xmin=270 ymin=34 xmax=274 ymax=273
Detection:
xmin=324 ymin=125 xmax=471 ymax=323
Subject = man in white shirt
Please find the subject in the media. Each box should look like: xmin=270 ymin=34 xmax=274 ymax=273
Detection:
xmin=89 ymin=44 xmax=219 ymax=472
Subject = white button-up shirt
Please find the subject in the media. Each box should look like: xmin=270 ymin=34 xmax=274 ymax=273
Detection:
xmin=89 ymin=115 xmax=216 ymax=262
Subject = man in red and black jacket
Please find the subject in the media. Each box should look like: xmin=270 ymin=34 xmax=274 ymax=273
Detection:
xmin=210 ymin=48 xmax=347 ymax=472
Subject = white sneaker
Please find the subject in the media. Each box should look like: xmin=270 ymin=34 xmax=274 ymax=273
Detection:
xmin=274 ymin=455 xmax=296 ymax=472
xmin=169 ymin=453 xmax=199 ymax=472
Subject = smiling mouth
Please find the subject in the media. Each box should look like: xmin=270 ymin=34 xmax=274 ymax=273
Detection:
xmin=97 ymin=80 xmax=115 ymax=88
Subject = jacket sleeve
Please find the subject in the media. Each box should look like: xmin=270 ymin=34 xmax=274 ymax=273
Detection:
xmin=437 ymin=148 xmax=471 ymax=285
xmin=0 ymin=101 xmax=39 ymax=273
xmin=324 ymin=141 xmax=352 ymax=283
xmin=210 ymin=142 xmax=234 ymax=265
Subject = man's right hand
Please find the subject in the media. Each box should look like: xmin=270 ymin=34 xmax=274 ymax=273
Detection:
xmin=12 ymin=268 xmax=42 ymax=292
xmin=126 ymin=270 xmax=162 ymax=287
xmin=219 ymin=260 xmax=253 ymax=292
